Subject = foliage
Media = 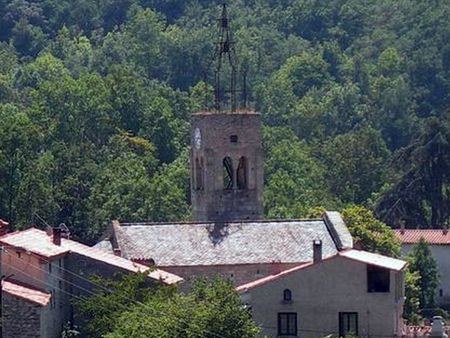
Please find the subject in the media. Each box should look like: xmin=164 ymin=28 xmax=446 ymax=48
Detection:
xmin=76 ymin=275 xmax=259 ymax=338
xmin=342 ymin=205 xmax=400 ymax=257
xmin=407 ymin=238 xmax=439 ymax=309
xmin=263 ymin=127 xmax=339 ymax=218
xmin=404 ymin=269 xmax=421 ymax=324
xmin=0 ymin=0 xmax=449 ymax=239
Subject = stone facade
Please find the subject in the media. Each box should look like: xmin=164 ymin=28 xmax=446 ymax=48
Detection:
xmin=1 ymin=251 xmax=67 ymax=338
xmin=2 ymin=293 xmax=43 ymax=338
xmin=239 ymin=255 xmax=405 ymax=338
xmin=152 ymin=262 xmax=301 ymax=287
xmin=191 ymin=111 xmax=264 ymax=221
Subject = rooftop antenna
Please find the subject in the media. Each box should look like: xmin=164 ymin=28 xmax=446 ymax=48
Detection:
xmin=213 ymin=3 xmax=238 ymax=112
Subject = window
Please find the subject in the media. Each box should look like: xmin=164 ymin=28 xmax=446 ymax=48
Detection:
xmin=48 ymin=262 xmax=52 ymax=274
xmin=236 ymin=157 xmax=247 ymax=189
xmin=59 ymin=281 xmax=63 ymax=308
xmin=195 ymin=157 xmax=204 ymax=190
xmin=339 ymin=312 xmax=358 ymax=337
xmin=223 ymin=157 xmax=233 ymax=190
xmin=16 ymin=251 xmax=21 ymax=258
xmin=230 ymin=135 xmax=238 ymax=143
xmin=367 ymin=265 xmax=390 ymax=292
xmin=278 ymin=312 xmax=297 ymax=336
xmin=283 ymin=289 xmax=292 ymax=302
xmin=50 ymin=289 xmax=56 ymax=309
xmin=440 ymin=289 xmax=444 ymax=297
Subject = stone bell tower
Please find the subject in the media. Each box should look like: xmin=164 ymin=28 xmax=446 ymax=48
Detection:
xmin=190 ymin=4 xmax=263 ymax=222
xmin=190 ymin=111 xmax=264 ymax=222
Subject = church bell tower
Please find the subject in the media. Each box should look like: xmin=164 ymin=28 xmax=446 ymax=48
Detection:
xmin=190 ymin=4 xmax=263 ymax=222
xmin=191 ymin=112 xmax=263 ymax=222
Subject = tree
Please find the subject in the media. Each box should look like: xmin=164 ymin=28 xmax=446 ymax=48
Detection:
xmin=342 ymin=205 xmax=400 ymax=257
xmin=404 ymin=269 xmax=421 ymax=324
xmin=375 ymin=115 xmax=450 ymax=228
xmin=263 ymin=127 xmax=339 ymax=218
xmin=76 ymin=275 xmax=260 ymax=338
xmin=320 ymin=127 xmax=390 ymax=204
xmin=407 ymin=238 xmax=439 ymax=309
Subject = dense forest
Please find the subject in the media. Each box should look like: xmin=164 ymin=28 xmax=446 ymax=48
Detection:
xmin=1 ymin=0 xmax=450 ymax=242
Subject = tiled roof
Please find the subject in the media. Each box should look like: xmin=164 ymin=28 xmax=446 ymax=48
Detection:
xmin=339 ymin=249 xmax=407 ymax=271
xmin=2 ymin=279 xmax=51 ymax=306
xmin=97 ymin=213 xmax=353 ymax=266
xmin=236 ymin=249 xmax=407 ymax=292
xmin=0 ymin=228 xmax=182 ymax=285
xmin=236 ymin=263 xmax=312 ymax=292
xmin=394 ymin=229 xmax=450 ymax=245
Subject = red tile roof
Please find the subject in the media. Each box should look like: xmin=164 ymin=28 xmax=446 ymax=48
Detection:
xmin=236 ymin=249 xmax=407 ymax=292
xmin=0 ymin=228 xmax=183 ymax=285
xmin=2 ymin=279 xmax=51 ymax=307
xmin=394 ymin=229 xmax=450 ymax=245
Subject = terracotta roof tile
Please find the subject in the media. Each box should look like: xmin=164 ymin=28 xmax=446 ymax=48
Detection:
xmin=0 ymin=228 xmax=182 ymax=285
xmin=394 ymin=229 xmax=450 ymax=245
xmin=2 ymin=279 xmax=51 ymax=306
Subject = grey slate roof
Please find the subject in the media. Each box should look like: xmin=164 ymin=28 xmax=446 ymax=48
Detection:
xmin=95 ymin=212 xmax=353 ymax=267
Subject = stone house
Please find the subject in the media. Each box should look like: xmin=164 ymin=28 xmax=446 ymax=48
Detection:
xmin=236 ymin=245 xmax=407 ymax=338
xmin=2 ymin=279 xmax=52 ymax=338
xmin=0 ymin=227 xmax=182 ymax=338
xmin=395 ymin=229 xmax=450 ymax=308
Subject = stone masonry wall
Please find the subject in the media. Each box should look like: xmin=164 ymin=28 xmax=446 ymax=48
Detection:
xmin=2 ymin=293 xmax=42 ymax=338
xmin=156 ymin=262 xmax=301 ymax=287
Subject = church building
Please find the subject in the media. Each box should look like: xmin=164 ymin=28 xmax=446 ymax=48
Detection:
xmin=95 ymin=108 xmax=354 ymax=286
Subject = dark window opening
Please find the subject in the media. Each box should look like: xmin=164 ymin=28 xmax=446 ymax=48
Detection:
xmin=59 ymin=281 xmax=63 ymax=308
xmin=49 ymin=262 xmax=52 ymax=274
xmin=339 ymin=312 xmax=358 ymax=337
xmin=16 ymin=251 xmax=21 ymax=258
xmin=230 ymin=135 xmax=238 ymax=143
xmin=223 ymin=157 xmax=233 ymax=190
xmin=440 ymin=289 xmax=444 ymax=297
xmin=278 ymin=312 xmax=297 ymax=336
xmin=367 ymin=265 xmax=390 ymax=292
xmin=283 ymin=289 xmax=292 ymax=302
xmin=236 ymin=157 xmax=247 ymax=189
xmin=195 ymin=157 xmax=204 ymax=190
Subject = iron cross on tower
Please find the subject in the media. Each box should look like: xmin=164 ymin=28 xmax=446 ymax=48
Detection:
xmin=213 ymin=3 xmax=239 ymax=112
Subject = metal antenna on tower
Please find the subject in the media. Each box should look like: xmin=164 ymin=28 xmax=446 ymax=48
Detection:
xmin=213 ymin=3 xmax=238 ymax=112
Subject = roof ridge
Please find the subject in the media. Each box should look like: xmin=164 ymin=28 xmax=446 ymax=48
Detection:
xmin=118 ymin=218 xmax=323 ymax=227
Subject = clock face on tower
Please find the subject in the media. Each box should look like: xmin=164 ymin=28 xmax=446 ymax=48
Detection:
xmin=194 ymin=128 xmax=202 ymax=149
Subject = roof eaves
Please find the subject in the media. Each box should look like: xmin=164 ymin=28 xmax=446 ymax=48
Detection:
xmin=236 ymin=254 xmax=341 ymax=292
xmin=339 ymin=250 xmax=407 ymax=271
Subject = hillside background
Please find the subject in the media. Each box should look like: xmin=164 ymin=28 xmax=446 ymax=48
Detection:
xmin=1 ymin=0 xmax=449 ymax=242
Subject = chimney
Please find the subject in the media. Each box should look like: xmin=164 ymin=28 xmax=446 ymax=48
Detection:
xmin=52 ymin=227 xmax=62 ymax=246
xmin=270 ymin=260 xmax=282 ymax=275
xmin=400 ymin=219 xmax=406 ymax=234
xmin=313 ymin=240 xmax=322 ymax=263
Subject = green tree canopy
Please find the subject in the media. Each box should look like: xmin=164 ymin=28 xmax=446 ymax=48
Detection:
xmin=407 ymin=238 xmax=439 ymax=309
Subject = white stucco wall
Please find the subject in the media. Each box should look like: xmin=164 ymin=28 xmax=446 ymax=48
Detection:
xmin=241 ymin=256 xmax=405 ymax=338
xmin=401 ymin=244 xmax=450 ymax=307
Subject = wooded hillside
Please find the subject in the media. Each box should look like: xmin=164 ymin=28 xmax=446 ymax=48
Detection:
xmin=1 ymin=0 xmax=449 ymax=242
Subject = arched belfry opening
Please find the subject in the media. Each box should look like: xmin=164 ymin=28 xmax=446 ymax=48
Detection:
xmin=237 ymin=157 xmax=247 ymax=190
xmin=195 ymin=157 xmax=204 ymax=190
xmin=223 ymin=157 xmax=234 ymax=190
xmin=190 ymin=4 xmax=263 ymax=222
